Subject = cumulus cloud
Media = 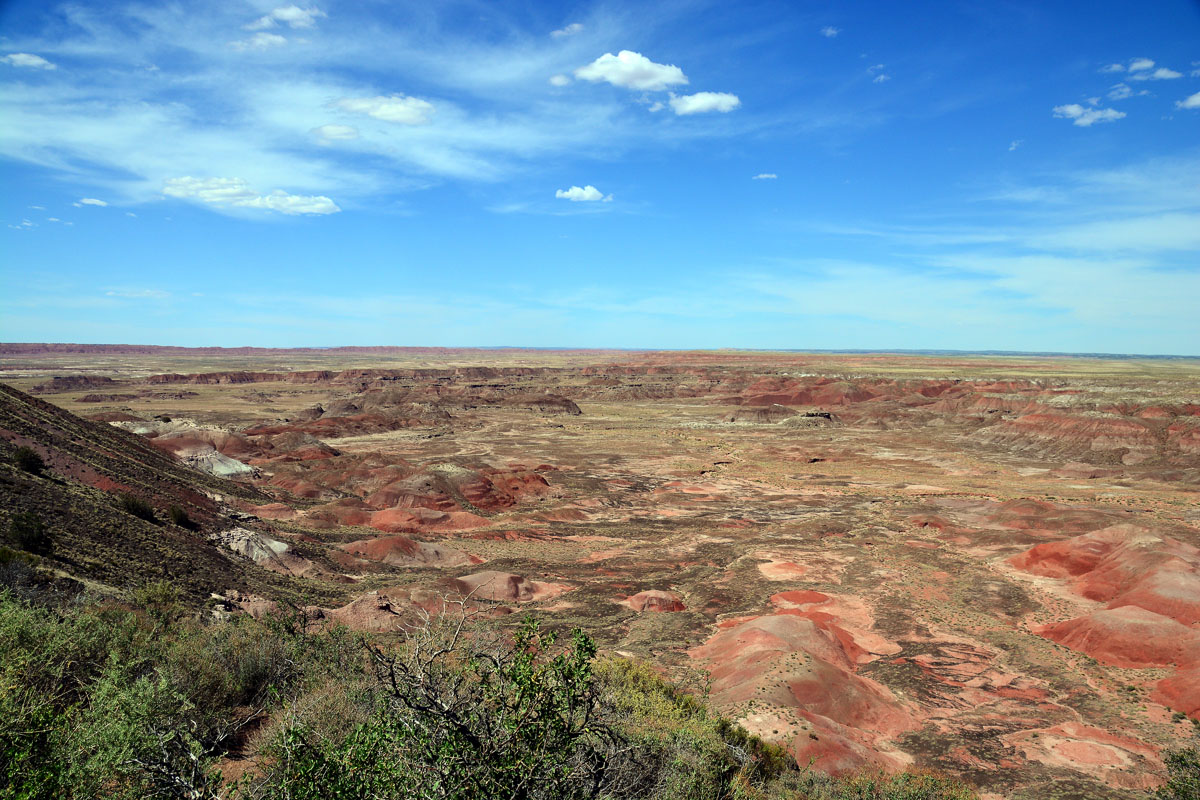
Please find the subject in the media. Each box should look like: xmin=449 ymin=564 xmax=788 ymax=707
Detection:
xmin=163 ymin=177 xmax=339 ymax=215
xmin=1 ymin=53 xmax=56 ymax=69
xmin=1129 ymin=58 xmax=1155 ymax=72
xmin=1177 ymin=91 xmax=1200 ymax=110
xmin=312 ymin=123 xmax=359 ymax=142
xmin=246 ymin=5 xmax=326 ymax=30
xmin=555 ymin=185 xmax=610 ymax=202
xmin=333 ymin=94 xmax=434 ymax=124
xmin=1129 ymin=67 xmax=1182 ymax=81
xmin=820 ymin=26 xmax=840 ymax=38
xmin=1052 ymin=104 xmax=1126 ymax=127
xmin=548 ymin=74 xmax=571 ymax=87
xmin=873 ymin=74 xmax=891 ymax=83
xmin=77 ymin=198 xmax=108 ymax=206
xmin=574 ymin=50 xmax=687 ymax=91
xmin=231 ymin=32 xmax=287 ymax=50
xmin=668 ymin=91 xmax=740 ymax=115
xmin=551 ymin=22 xmax=583 ymax=38
xmin=752 ymin=173 xmax=777 ymax=180
xmin=1099 ymin=63 xmax=1125 ymax=73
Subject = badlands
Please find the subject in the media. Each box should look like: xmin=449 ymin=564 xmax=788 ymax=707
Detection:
xmin=2 ymin=343 xmax=1199 ymax=799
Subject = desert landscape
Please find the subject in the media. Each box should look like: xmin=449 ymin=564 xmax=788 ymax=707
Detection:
xmin=3 ymin=343 xmax=1198 ymax=799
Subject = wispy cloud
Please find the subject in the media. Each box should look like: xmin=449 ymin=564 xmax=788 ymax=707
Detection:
xmin=820 ymin=26 xmax=840 ymax=38
xmin=752 ymin=173 xmax=777 ymax=180
xmin=1 ymin=52 xmax=56 ymax=69
xmin=246 ymin=5 xmax=326 ymax=31
xmin=163 ymin=177 xmax=340 ymax=215
xmin=550 ymin=22 xmax=583 ymax=38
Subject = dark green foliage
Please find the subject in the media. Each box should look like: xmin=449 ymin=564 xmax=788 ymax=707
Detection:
xmin=167 ymin=505 xmax=195 ymax=530
xmin=260 ymin=616 xmax=615 ymax=800
xmin=1156 ymin=738 xmax=1200 ymax=800
xmin=12 ymin=447 xmax=44 ymax=476
xmin=118 ymin=494 xmax=157 ymax=523
xmin=8 ymin=512 xmax=51 ymax=556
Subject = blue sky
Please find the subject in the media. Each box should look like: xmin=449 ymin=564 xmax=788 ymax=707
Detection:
xmin=1 ymin=1 xmax=1198 ymax=354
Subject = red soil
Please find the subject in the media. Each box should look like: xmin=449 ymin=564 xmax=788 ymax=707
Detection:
xmin=1036 ymin=606 xmax=1200 ymax=668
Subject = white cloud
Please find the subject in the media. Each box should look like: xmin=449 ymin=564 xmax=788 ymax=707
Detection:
xmin=1 ymin=53 xmax=56 ymax=70
xmin=574 ymin=50 xmax=687 ymax=91
xmin=312 ymin=123 xmax=359 ymax=142
xmin=548 ymin=74 xmax=571 ymax=87
xmin=555 ymin=185 xmax=610 ymax=202
xmin=820 ymin=26 xmax=840 ymax=38
xmin=752 ymin=173 xmax=777 ymax=180
xmin=1178 ymin=91 xmax=1200 ymax=110
xmin=78 ymin=198 xmax=108 ymax=206
xmin=1129 ymin=58 xmax=1155 ymax=71
xmin=647 ymin=101 xmax=664 ymax=112
xmin=1129 ymin=66 xmax=1182 ymax=81
xmin=668 ymin=91 xmax=740 ymax=115
xmin=1008 ymin=140 xmax=1022 ymax=151
xmin=1108 ymin=83 xmax=1133 ymax=100
xmin=1052 ymin=104 xmax=1126 ymax=127
xmin=1099 ymin=63 xmax=1125 ymax=73
xmin=551 ymin=22 xmax=583 ymax=38
xmin=246 ymin=5 xmax=326 ymax=30
xmin=106 ymin=288 xmax=169 ymax=299
xmin=873 ymin=74 xmax=891 ymax=83
xmin=231 ymin=32 xmax=287 ymax=50
xmin=163 ymin=177 xmax=340 ymax=215
xmin=333 ymin=94 xmax=434 ymax=124
xmin=47 ymin=217 xmax=60 ymax=222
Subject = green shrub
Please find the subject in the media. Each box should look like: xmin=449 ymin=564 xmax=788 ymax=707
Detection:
xmin=12 ymin=446 xmax=45 ymax=476
xmin=8 ymin=512 xmax=52 ymax=556
xmin=1156 ymin=738 xmax=1200 ymax=800
xmin=260 ymin=615 xmax=614 ymax=800
xmin=118 ymin=494 xmax=157 ymax=523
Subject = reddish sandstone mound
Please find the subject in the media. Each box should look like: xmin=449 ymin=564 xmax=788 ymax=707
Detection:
xmin=689 ymin=614 xmax=916 ymax=773
xmin=1010 ymin=525 xmax=1200 ymax=624
xmin=974 ymin=412 xmax=1162 ymax=464
xmin=369 ymin=507 xmax=490 ymax=534
xmin=340 ymin=535 xmax=479 ymax=568
xmin=1002 ymin=723 xmax=1161 ymax=791
xmin=31 ymin=375 xmax=123 ymax=394
xmin=1036 ymin=606 xmax=1200 ymax=668
xmin=449 ymin=571 xmax=572 ymax=603
xmin=265 ymin=456 xmax=550 ymax=516
xmin=623 ymin=590 xmax=686 ymax=612
xmin=1155 ymin=668 xmax=1200 ymax=718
